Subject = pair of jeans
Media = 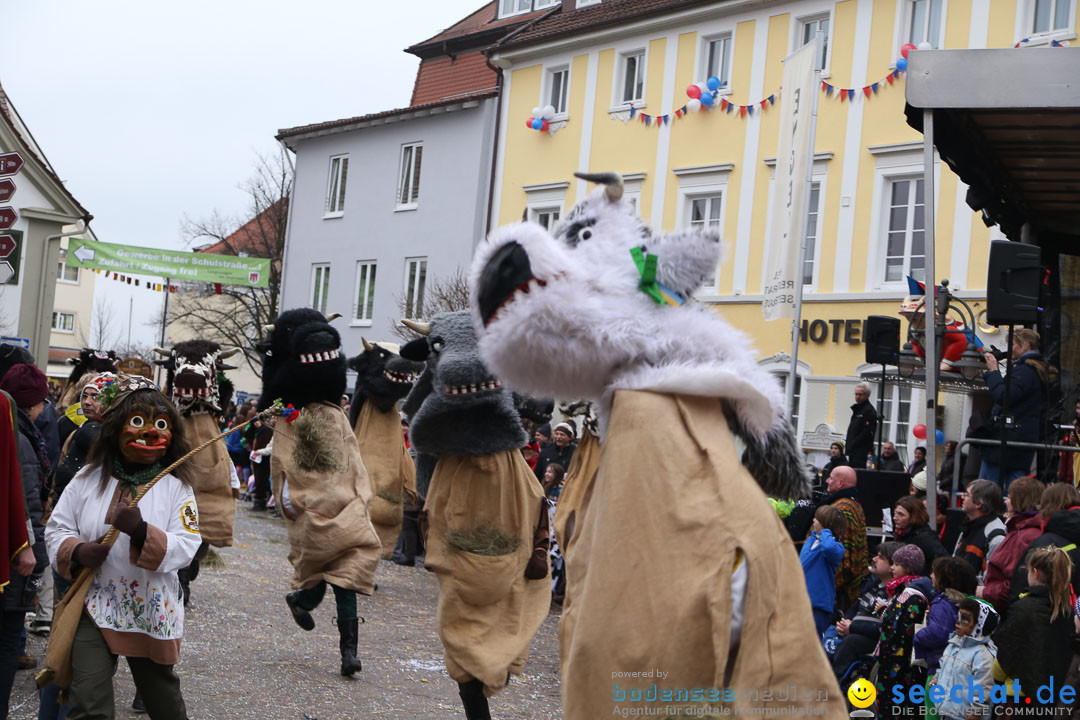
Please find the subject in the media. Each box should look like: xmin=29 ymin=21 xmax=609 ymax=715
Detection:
xmin=978 ymin=460 xmax=1028 ymax=490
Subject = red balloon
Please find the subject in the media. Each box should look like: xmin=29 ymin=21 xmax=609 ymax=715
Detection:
xmin=541 ymin=119 xmax=550 ymax=132
xmin=526 ymin=117 xmax=535 ymax=129
xmin=900 ymin=43 xmax=917 ymax=59
xmin=686 ymin=84 xmax=702 ymax=99
xmin=912 ymin=423 xmax=927 ymax=440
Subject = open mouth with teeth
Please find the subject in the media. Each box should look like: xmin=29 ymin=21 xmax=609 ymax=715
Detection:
xmin=299 ymin=348 xmax=342 ymax=364
xmin=477 ymin=242 xmax=547 ymax=326
xmin=128 ymin=438 xmax=170 ymax=450
xmin=383 ymin=369 xmax=417 ymax=384
xmin=444 ymin=379 xmax=502 ymax=396
xmin=175 ymin=386 xmax=211 ymax=398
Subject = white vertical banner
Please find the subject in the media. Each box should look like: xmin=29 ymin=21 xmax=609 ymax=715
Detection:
xmin=763 ymin=41 xmax=817 ymax=321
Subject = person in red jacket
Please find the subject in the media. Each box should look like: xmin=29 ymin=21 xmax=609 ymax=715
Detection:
xmin=978 ymin=475 xmax=1045 ymax=614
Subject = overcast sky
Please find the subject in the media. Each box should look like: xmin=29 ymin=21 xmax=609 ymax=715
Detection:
xmin=1 ymin=0 xmax=482 ymax=347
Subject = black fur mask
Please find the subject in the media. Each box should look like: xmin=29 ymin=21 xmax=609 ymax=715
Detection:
xmin=347 ymin=341 xmax=423 ymax=424
xmin=67 ymin=348 xmax=117 ymax=388
xmin=257 ymin=308 xmax=345 ymax=411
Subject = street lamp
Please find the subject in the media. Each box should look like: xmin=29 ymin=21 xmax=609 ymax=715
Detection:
xmin=899 ymin=278 xmax=987 ymax=381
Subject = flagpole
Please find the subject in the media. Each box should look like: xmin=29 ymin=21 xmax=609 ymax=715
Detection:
xmin=786 ymin=29 xmax=823 ymax=415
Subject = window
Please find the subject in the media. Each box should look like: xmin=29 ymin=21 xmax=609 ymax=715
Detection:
xmin=879 ymin=384 xmax=914 ymax=462
xmin=404 ymin=258 xmax=427 ymax=320
xmin=883 ymin=177 xmax=925 ymax=284
xmin=326 ymin=155 xmax=348 ymax=215
xmin=620 ymin=51 xmax=646 ymax=105
xmin=353 ymin=261 xmax=376 ymax=323
xmin=56 ymin=252 xmax=79 ymax=283
xmin=499 ymin=0 xmax=532 ymax=17
xmin=770 ymin=373 xmax=803 ymax=431
xmin=908 ymin=0 xmax=944 ymax=48
xmin=803 ymin=182 xmax=822 ymax=286
xmin=52 ymin=311 xmax=75 ymax=333
xmin=531 ymin=208 xmax=561 ymax=231
xmin=689 ymin=194 xmax=723 ymax=287
xmin=1032 ymin=0 xmax=1072 ymax=33
xmin=704 ymin=35 xmax=733 ymax=90
xmin=397 ymin=143 xmax=422 ymax=209
xmin=799 ymin=15 xmax=830 ymax=71
xmin=547 ymin=68 xmax=569 ymax=116
xmin=311 ymin=264 xmax=330 ymax=315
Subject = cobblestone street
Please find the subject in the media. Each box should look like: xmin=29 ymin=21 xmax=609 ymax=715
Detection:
xmin=9 ymin=507 xmax=564 ymax=720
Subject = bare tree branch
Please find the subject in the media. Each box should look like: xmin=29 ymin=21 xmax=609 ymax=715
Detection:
xmin=389 ymin=268 xmax=471 ymax=343
xmin=168 ymin=149 xmax=292 ymax=378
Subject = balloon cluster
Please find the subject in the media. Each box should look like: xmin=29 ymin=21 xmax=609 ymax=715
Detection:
xmin=526 ymin=104 xmax=556 ymax=132
xmin=685 ymin=76 xmax=723 ymax=112
xmin=895 ymin=41 xmax=931 ymax=72
xmin=912 ymin=423 xmax=945 ymax=445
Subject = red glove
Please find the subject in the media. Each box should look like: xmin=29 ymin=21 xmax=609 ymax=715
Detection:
xmin=75 ymin=542 xmax=110 ymax=569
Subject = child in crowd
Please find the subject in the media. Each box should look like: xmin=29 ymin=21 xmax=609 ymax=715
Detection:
xmin=830 ymin=541 xmax=900 ymax=680
xmin=914 ymin=556 xmax=977 ymax=675
xmin=992 ymin=545 xmax=1077 ymax=703
xmin=931 ymin=596 xmax=999 ymax=719
xmin=800 ymin=505 xmax=846 ymax=637
xmin=877 ymin=543 xmax=934 ymax=716
xmin=541 ymin=462 xmax=565 ymax=500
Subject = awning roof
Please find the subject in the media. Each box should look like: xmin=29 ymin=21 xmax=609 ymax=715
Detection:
xmin=905 ymin=48 xmax=1080 ymax=242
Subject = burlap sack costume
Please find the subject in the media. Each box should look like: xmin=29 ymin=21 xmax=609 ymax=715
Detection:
xmin=271 ymin=402 xmax=381 ymax=594
xmin=551 ymin=428 xmax=599 ymax=561
xmin=423 ymin=449 xmax=549 ymax=696
xmin=184 ymin=412 xmax=235 ymax=547
xmin=561 ymin=390 xmax=846 ymax=717
xmin=353 ymin=401 xmax=418 ymax=559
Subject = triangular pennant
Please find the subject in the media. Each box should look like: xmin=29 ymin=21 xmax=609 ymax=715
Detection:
xmin=720 ymin=98 xmax=728 ymax=111
xmin=863 ymin=86 xmax=872 ymax=98
xmin=760 ymin=99 xmax=767 ymax=109
xmin=629 ymin=106 xmax=636 ymax=119
xmin=839 ymin=90 xmax=846 ymax=102
xmin=871 ymin=82 xmax=879 ymax=94
xmin=822 ymin=80 xmax=828 ymax=91
xmin=739 ymin=105 xmax=747 ymax=118
xmin=768 ymin=94 xmax=775 ymax=105
xmin=886 ymin=73 xmax=895 ymax=85
xmin=747 ymin=105 xmax=754 ymax=116
xmin=725 ymin=101 xmax=733 ymax=113
xmin=893 ymin=69 xmax=901 ymax=78
xmin=825 ymin=84 xmax=833 ymax=97
xmin=847 ymin=89 xmax=855 ymax=101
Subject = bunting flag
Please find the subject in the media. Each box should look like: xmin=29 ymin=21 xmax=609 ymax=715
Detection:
xmin=821 ymin=67 xmax=905 ymax=103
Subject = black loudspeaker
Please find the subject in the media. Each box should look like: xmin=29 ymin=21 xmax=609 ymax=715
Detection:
xmin=865 ymin=315 xmax=900 ymax=365
xmin=986 ymin=240 xmax=1041 ymax=325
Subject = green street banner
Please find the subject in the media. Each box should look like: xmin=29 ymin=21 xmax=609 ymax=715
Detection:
xmin=66 ymin=238 xmax=270 ymax=288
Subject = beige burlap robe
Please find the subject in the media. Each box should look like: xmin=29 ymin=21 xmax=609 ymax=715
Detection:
xmin=184 ymin=412 xmax=235 ymax=547
xmin=551 ymin=429 xmax=599 ymax=561
xmin=560 ymin=390 xmax=846 ymax=718
xmin=271 ymin=402 xmax=381 ymax=594
xmin=423 ymin=450 xmax=549 ymax=696
xmin=353 ymin=401 xmax=418 ymax=559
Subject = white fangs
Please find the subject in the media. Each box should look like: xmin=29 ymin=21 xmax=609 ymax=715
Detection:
xmin=443 ymin=379 xmax=501 ymax=395
xmin=299 ymin=348 xmax=342 ymax=365
xmin=382 ymin=369 xmax=417 ymax=383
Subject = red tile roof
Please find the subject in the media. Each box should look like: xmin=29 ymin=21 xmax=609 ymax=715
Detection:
xmin=0 ymin=81 xmax=90 ymax=219
xmin=277 ymin=91 xmax=498 ymax=142
xmin=198 ymin=198 xmax=287 ymax=258
xmin=496 ymin=0 xmax=714 ymax=51
xmin=410 ymin=51 xmax=499 ymax=106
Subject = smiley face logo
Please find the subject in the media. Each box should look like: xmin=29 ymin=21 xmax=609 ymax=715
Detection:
xmin=847 ymin=678 xmax=876 ymax=709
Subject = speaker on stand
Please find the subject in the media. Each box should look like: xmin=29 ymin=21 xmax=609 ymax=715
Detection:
xmin=865 ymin=316 xmax=901 ymax=465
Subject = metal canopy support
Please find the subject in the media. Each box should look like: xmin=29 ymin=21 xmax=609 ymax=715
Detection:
xmin=923 ymin=109 xmax=938 ymax=530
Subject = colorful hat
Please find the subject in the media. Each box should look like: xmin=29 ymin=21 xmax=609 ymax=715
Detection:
xmin=98 ymin=374 xmax=161 ymax=414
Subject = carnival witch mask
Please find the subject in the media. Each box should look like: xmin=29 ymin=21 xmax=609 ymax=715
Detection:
xmin=118 ymin=402 xmax=174 ymax=465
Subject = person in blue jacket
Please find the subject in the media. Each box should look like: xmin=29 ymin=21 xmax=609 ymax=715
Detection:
xmin=801 ymin=505 xmax=846 ymax=637
xmin=914 ymin=556 xmax=977 ymax=674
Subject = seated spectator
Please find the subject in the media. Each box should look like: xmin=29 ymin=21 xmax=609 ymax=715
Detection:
xmin=1007 ymin=482 xmax=1080 ymax=607
xmin=822 ymin=466 xmax=867 ymax=610
xmin=931 ymin=596 xmax=999 ymax=720
xmin=910 ymin=469 xmax=927 ymax=499
xmin=877 ymin=543 xmax=933 ymax=716
xmin=978 ymin=475 xmax=1044 ymax=614
xmin=907 ymin=446 xmax=927 ymax=477
xmin=830 ymin=541 xmax=900 ymax=680
xmin=938 ymin=440 xmax=966 ymax=491
xmin=876 ymin=441 xmax=906 ymax=473
xmin=953 ymin=479 xmax=1006 ymax=582
xmin=892 ymin=496 xmax=948 ymax=575
xmin=934 ymin=491 xmax=964 ymax=557
xmin=914 ymin=556 xmax=977 ymax=674
xmin=820 ymin=442 xmax=850 ymax=485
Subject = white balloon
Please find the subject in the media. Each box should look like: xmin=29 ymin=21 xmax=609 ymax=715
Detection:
xmin=531 ymin=106 xmax=542 ymax=117
xmin=696 ymin=81 xmax=708 ymax=94
xmin=687 ymin=98 xmax=702 ymax=113
xmin=917 ymin=41 xmax=932 ymax=51
xmin=542 ymin=104 xmax=556 ymax=120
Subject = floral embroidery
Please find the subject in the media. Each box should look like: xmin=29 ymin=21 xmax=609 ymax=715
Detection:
xmin=87 ymin=574 xmax=180 ymax=638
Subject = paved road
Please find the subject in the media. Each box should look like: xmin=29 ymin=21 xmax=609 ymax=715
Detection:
xmin=11 ymin=506 xmax=564 ymax=720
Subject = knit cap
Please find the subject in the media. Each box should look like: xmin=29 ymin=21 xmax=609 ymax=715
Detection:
xmin=911 ymin=469 xmax=927 ymax=492
xmin=554 ymin=421 xmax=576 ymax=438
xmin=892 ymin=543 xmax=925 ymax=574
xmin=0 ymin=363 xmax=48 ymax=409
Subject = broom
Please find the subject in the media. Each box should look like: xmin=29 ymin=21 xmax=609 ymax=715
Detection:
xmin=35 ymin=400 xmax=286 ymax=690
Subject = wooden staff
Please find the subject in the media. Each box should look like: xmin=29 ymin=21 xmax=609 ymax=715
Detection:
xmin=35 ymin=401 xmax=284 ymax=689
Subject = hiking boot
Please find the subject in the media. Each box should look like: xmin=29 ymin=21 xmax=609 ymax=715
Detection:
xmin=458 ymin=678 xmax=491 ymax=720
xmin=285 ymin=591 xmax=314 ymax=631
xmin=338 ymin=618 xmax=363 ymax=677
xmin=131 ymin=690 xmax=146 ymax=713
xmin=250 ymin=498 xmax=268 ymax=511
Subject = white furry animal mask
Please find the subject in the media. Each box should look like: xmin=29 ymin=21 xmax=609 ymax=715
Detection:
xmin=469 ymin=172 xmax=810 ymax=499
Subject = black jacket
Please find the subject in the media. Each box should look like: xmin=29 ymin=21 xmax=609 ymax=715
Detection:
xmin=993 ymin=585 xmax=1075 ymax=696
xmin=906 ymin=459 xmax=926 ymax=477
xmin=1008 ymin=507 xmax=1080 ymax=608
xmin=952 ymin=512 xmax=1006 ymax=577
xmin=845 ymin=400 xmax=877 ymax=468
xmin=820 ymin=456 xmax=850 ymax=483
xmin=877 ymin=454 xmax=905 ymax=472
xmin=534 ymin=441 xmax=576 ymax=481
xmin=983 ymin=351 xmax=1047 ymax=471
xmin=842 ymin=575 xmax=888 ymax=639
xmin=51 ymin=419 xmax=101 ymax=501
xmin=894 ymin=524 xmax=948 ymax=576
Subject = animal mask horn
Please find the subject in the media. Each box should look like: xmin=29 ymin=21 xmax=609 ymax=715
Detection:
xmin=401 ymin=319 xmax=431 ymax=336
xmin=262 ymin=324 xmax=275 ymax=334
xmin=325 ymin=312 xmax=342 ymax=322
xmin=152 ymin=347 xmax=171 ymax=358
xmin=219 ymin=346 xmax=243 ymax=359
xmin=361 ymin=337 xmax=374 ymax=353
xmin=573 ymin=171 xmax=624 ymax=202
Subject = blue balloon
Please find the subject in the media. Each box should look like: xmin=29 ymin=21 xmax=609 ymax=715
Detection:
xmin=896 ymin=57 xmax=908 ymax=72
xmin=700 ymin=91 xmax=715 ymax=107
xmin=707 ymin=76 xmax=721 ymax=91
xmin=531 ymin=118 xmax=544 ymax=130
xmin=935 ymin=429 xmax=945 ymax=445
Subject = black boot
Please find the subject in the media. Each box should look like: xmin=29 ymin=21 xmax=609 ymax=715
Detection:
xmin=457 ymin=678 xmax=491 ymax=720
xmin=131 ymin=689 xmax=146 ymax=714
xmin=338 ymin=618 xmax=362 ymax=677
xmin=285 ymin=591 xmax=315 ymax=631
